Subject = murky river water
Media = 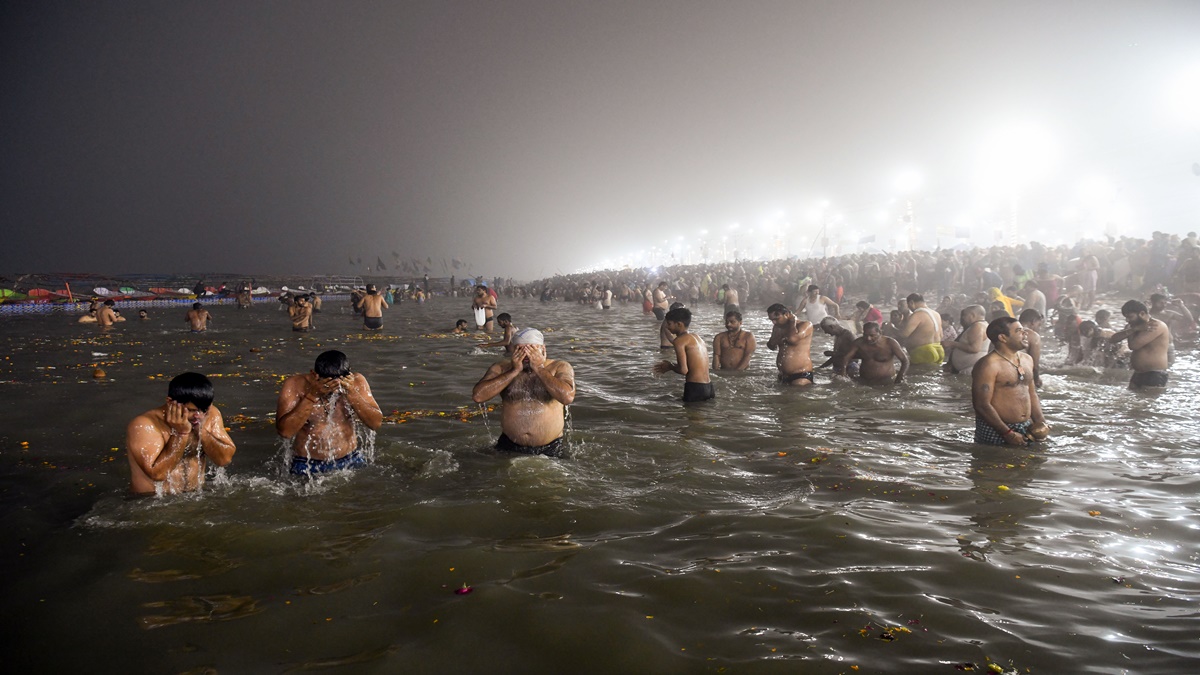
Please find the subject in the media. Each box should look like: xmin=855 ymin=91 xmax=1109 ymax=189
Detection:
xmin=1 ymin=297 xmax=1197 ymax=674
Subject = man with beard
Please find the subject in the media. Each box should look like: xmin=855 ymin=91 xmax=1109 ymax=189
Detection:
xmin=1108 ymin=300 xmax=1172 ymax=388
xmin=472 ymin=328 xmax=576 ymax=457
xmin=972 ymin=317 xmax=1049 ymax=445
xmin=713 ymin=309 xmax=756 ymax=371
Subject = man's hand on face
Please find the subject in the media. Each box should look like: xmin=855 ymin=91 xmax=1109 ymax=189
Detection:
xmin=511 ymin=345 xmax=528 ymax=369
xmin=526 ymin=346 xmax=546 ymax=370
xmin=165 ymin=399 xmax=194 ymax=436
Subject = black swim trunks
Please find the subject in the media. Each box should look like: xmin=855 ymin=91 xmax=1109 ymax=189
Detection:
xmin=292 ymin=326 xmax=311 ymax=332
xmin=1129 ymin=370 xmax=1169 ymax=388
xmin=779 ymin=371 xmax=814 ymax=384
xmin=496 ymin=433 xmax=565 ymax=458
xmin=363 ymin=316 xmax=383 ymax=330
xmin=290 ymin=450 xmax=366 ymax=475
xmin=653 ymin=307 xmax=666 ymax=321
xmin=682 ymin=381 xmax=716 ymax=402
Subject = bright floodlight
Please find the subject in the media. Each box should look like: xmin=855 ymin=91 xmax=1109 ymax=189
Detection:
xmin=974 ymin=121 xmax=1061 ymax=196
xmin=1165 ymin=63 xmax=1200 ymax=126
xmin=894 ymin=169 xmax=923 ymax=194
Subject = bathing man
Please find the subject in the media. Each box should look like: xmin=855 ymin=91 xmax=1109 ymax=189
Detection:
xmin=713 ymin=309 xmax=756 ymax=371
xmin=767 ymin=303 xmax=815 ymax=385
xmin=185 ymin=302 xmax=213 ymax=332
xmin=290 ymin=295 xmax=313 ymax=331
xmin=817 ymin=316 xmax=857 ymax=376
xmin=126 ymin=372 xmax=236 ymax=495
xmin=896 ymin=293 xmax=944 ymax=365
xmin=360 ymin=284 xmax=388 ymax=330
xmin=473 ymin=328 xmax=575 ymax=457
xmin=942 ymin=305 xmax=987 ymax=374
xmin=276 ymin=350 xmax=383 ymax=474
xmin=478 ymin=313 xmax=518 ymax=353
xmin=653 ymin=307 xmax=715 ymax=401
xmin=971 ymin=317 xmax=1048 ymax=445
xmin=1108 ymin=299 xmax=1172 ymax=389
xmin=839 ymin=321 xmax=909 ymax=384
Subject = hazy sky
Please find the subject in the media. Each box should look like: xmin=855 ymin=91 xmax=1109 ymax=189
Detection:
xmin=2 ymin=1 xmax=1198 ymax=279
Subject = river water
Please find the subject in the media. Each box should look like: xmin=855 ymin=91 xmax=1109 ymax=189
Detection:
xmin=1 ymin=297 xmax=1197 ymax=674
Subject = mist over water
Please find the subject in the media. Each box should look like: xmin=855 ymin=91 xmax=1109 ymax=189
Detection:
xmin=1 ymin=297 xmax=1198 ymax=673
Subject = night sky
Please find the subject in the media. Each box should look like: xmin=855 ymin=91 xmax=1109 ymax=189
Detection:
xmin=2 ymin=1 xmax=1198 ymax=279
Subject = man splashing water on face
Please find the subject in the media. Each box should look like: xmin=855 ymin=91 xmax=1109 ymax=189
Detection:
xmin=472 ymin=328 xmax=576 ymax=457
xmin=276 ymin=350 xmax=383 ymax=475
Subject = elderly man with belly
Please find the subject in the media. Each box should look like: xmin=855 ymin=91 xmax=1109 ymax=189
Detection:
xmin=472 ymin=328 xmax=576 ymax=457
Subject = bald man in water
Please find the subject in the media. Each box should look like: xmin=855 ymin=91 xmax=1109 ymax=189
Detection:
xmin=276 ymin=350 xmax=383 ymax=474
xmin=942 ymin=305 xmax=987 ymax=374
xmin=126 ymin=372 xmax=236 ymax=495
xmin=473 ymin=328 xmax=576 ymax=457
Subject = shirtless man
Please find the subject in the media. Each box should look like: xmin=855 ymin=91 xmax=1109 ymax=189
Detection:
xmin=840 ymin=321 xmax=909 ymax=384
xmin=943 ymin=305 xmax=988 ymax=374
xmin=971 ymin=317 xmax=1049 ymax=445
xmin=653 ymin=307 xmax=714 ymax=402
xmin=185 ymin=302 xmax=213 ymax=332
xmin=767 ymin=303 xmax=815 ymax=386
xmin=1148 ymin=293 xmax=1195 ymax=338
xmin=722 ymin=284 xmax=740 ymax=314
xmin=1108 ymin=300 xmax=1172 ymax=388
xmin=652 ymin=282 xmax=672 ymax=321
xmin=125 ymin=372 xmax=236 ymax=495
xmin=290 ymin=295 xmax=313 ymax=332
xmin=796 ymin=285 xmax=840 ymax=325
xmin=276 ymin=350 xmax=383 ymax=474
xmin=713 ymin=309 xmax=756 ymax=371
xmin=98 ymin=299 xmax=118 ymax=328
xmin=817 ymin=317 xmax=857 ymax=376
xmin=453 ymin=319 xmax=470 ymax=334
xmin=896 ymin=293 xmax=944 ymax=365
xmin=479 ymin=313 xmax=518 ymax=353
xmin=1023 ymin=280 xmax=1047 ymax=319
xmin=78 ymin=309 xmax=98 ymax=324
xmin=360 ymin=284 xmax=388 ymax=330
xmin=138 ymin=309 xmax=149 ymax=320
xmin=659 ymin=302 xmax=684 ymax=350
xmin=1018 ymin=309 xmax=1045 ymax=387
xmin=1077 ymin=320 xmax=1127 ymax=368
xmin=473 ymin=286 xmax=497 ymax=332
xmin=472 ymin=328 xmax=576 ymax=457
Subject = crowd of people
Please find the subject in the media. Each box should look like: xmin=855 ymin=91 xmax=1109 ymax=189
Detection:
xmin=118 ymin=231 xmax=1194 ymax=497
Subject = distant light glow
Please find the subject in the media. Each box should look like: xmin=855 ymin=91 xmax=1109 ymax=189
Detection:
xmin=973 ymin=120 xmax=1062 ymax=197
xmin=894 ymin=169 xmax=923 ymax=194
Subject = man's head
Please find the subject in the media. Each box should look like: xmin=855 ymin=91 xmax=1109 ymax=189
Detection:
xmin=819 ymin=316 xmax=841 ymax=335
xmin=193 ymin=302 xmax=202 ymax=310
xmin=766 ymin=302 xmax=790 ymax=324
xmin=724 ymin=310 xmax=742 ymax=332
xmin=856 ymin=300 xmax=871 ymax=311
xmin=366 ymin=284 xmax=378 ymax=295
xmin=664 ymin=307 xmax=691 ymax=333
xmin=511 ymin=328 xmax=546 ymax=370
xmin=906 ymin=293 xmax=924 ymax=309
xmin=314 ymin=350 xmax=351 ymax=379
xmin=1121 ymin=299 xmax=1149 ymax=326
xmin=962 ymin=305 xmax=985 ymax=326
xmin=986 ymin=316 xmax=1027 ymax=350
xmin=167 ymin=372 xmax=214 ymax=419
xmin=138 ymin=309 xmax=148 ymax=318
xmin=1095 ymin=309 xmax=1112 ymax=325
xmin=495 ymin=313 xmax=512 ymax=327
xmin=862 ymin=321 xmax=882 ymax=343
xmin=455 ymin=319 xmax=468 ymax=331
xmin=1149 ymin=293 xmax=1168 ymax=311
xmin=1078 ymin=320 xmax=1097 ymax=339
xmin=807 ymin=284 xmax=820 ymax=297
xmin=104 ymin=299 xmax=115 ymax=307
xmin=1019 ymin=308 xmax=1043 ymax=331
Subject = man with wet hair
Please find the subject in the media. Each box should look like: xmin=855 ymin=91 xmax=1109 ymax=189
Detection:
xmin=185 ymin=302 xmax=212 ymax=332
xmin=767 ymin=303 xmax=815 ymax=386
xmin=654 ymin=307 xmax=714 ymax=401
xmin=817 ymin=316 xmax=857 ymax=376
xmin=290 ymin=294 xmax=313 ymax=332
xmin=1109 ymin=300 xmax=1172 ymax=388
xmin=971 ymin=317 xmax=1048 ymax=445
xmin=276 ymin=350 xmax=383 ymax=474
xmin=473 ymin=328 xmax=576 ymax=457
xmin=126 ymin=372 xmax=236 ymax=495
xmin=479 ymin=313 xmax=518 ymax=353
xmin=943 ymin=305 xmax=988 ymax=374
xmin=361 ymin=284 xmax=388 ymax=330
xmin=1148 ymin=293 xmax=1195 ymax=337
xmin=713 ymin=309 xmax=756 ymax=371
xmin=98 ymin=299 xmax=118 ymax=328
xmin=896 ymin=293 xmax=944 ymax=365
xmin=839 ymin=321 xmax=909 ymax=384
